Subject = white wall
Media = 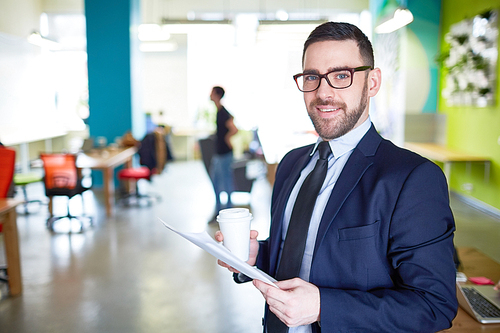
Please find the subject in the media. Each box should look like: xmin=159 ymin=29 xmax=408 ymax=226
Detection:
xmin=140 ymin=16 xmax=371 ymax=162
xmin=141 ymin=23 xmax=316 ymax=131
xmin=0 ymin=0 xmax=87 ymax=146
xmin=0 ymin=0 xmax=41 ymax=38
xmin=139 ymin=22 xmax=318 ymax=162
xmin=141 ymin=34 xmax=189 ymax=129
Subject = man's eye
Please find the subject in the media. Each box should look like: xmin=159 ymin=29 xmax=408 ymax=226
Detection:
xmin=333 ymin=72 xmax=350 ymax=80
xmin=304 ymin=75 xmax=319 ymax=82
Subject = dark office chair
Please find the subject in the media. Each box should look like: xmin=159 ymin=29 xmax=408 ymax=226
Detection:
xmin=199 ymin=135 xmax=216 ymax=176
xmin=198 ymin=135 xmax=256 ymax=193
xmin=40 ymin=153 xmax=93 ymax=233
xmin=0 ymin=147 xmax=16 ymax=283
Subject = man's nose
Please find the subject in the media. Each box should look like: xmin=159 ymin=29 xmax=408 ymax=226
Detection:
xmin=315 ymin=77 xmax=335 ymax=99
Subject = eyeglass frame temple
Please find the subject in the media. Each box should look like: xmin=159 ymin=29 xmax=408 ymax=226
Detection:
xmin=293 ymin=66 xmax=373 ymax=92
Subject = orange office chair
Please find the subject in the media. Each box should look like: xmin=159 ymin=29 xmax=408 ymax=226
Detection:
xmin=40 ymin=153 xmax=93 ymax=233
xmin=0 ymin=146 xmax=16 ymax=283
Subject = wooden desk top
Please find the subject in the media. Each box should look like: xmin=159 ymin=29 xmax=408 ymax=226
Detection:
xmin=457 ymin=247 xmax=500 ymax=282
xmin=0 ymin=198 xmax=23 ymax=213
xmin=76 ymin=146 xmax=137 ymax=169
xmin=441 ymin=247 xmax=500 ymax=332
xmin=404 ymin=142 xmax=490 ymax=163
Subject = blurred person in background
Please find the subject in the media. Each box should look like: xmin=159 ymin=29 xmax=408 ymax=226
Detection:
xmin=208 ymin=86 xmax=238 ymax=223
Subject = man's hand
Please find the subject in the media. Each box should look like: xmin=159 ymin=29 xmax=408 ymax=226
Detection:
xmin=215 ymin=229 xmax=259 ymax=272
xmin=253 ymin=278 xmax=321 ymax=327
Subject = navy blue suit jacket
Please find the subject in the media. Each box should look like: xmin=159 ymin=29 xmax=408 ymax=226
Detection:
xmin=256 ymin=125 xmax=458 ymax=332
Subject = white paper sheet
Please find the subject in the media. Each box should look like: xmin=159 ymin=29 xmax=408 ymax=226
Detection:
xmin=158 ymin=218 xmax=278 ymax=288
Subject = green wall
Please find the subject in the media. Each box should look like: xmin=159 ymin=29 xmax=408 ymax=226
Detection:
xmin=439 ymin=0 xmax=500 ymax=211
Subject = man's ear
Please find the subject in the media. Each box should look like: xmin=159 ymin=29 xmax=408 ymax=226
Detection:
xmin=368 ymin=68 xmax=382 ymax=97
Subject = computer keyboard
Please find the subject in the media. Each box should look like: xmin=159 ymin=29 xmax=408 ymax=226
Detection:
xmin=463 ymin=287 xmax=500 ymax=318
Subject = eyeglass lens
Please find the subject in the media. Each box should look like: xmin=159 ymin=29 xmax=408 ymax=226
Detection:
xmin=298 ymin=69 xmax=353 ymax=91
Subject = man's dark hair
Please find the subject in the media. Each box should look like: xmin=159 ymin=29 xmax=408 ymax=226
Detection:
xmin=212 ymin=86 xmax=225 ymax=99
xmin=303 ymin=22 xmax=374 ymax=67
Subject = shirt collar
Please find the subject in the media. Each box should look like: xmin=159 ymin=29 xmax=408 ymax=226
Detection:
xmin=311 ymin=117 xmax=372 ymax=158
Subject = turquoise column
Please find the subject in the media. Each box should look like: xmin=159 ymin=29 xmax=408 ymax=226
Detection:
xmin=406 ymin=0 xmax=441 ymax=113
xmin=84 ymin=0 xmax=145 ymax=186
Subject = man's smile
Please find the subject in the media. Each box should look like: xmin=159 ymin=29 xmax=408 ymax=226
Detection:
xmin=317 ymin=107 xmax=340 ymax=112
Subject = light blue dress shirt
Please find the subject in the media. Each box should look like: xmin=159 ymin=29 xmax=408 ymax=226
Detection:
xmin=281 ymin=118 xmax=371 ymax=333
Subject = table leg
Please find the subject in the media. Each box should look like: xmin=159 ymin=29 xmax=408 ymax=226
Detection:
xmin=3 ymin=208 xmax=22 ymax=296
xmin=48 ymin=197 xmax=53 ymax=216
xmin=124 ymin=158 xmax=133 ymax=193
xmin=124 ymin=158 xmax=132 ymax=169
xmin=103 ymin=168 xmax=115 ymax=218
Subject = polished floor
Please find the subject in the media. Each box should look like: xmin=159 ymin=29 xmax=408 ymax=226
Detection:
xmin=0 ymin=160 xmax=499 ymax=333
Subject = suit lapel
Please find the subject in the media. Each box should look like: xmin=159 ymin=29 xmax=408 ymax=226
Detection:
xmin=313 ymin=125 xmax=382 ymax=255
xmin=274 ymin=150 xmax=312 ymax=217
xmin=269 ymin=145 xmax=314 ymax=275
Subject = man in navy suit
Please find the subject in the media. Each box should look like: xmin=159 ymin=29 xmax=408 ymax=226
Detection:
xmin=217 ymin=22 xmax=457 ymax=332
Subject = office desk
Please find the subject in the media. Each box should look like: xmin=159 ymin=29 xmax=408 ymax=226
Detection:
xmin=404 ymin=142 xmax=491 ymax=183
xmin=440 ymin=247 xmax=500 ymax=332
xmin=77 ymin=147 xmax=137 ymax=217
xmin=0 ymin=198 xmax=23 ymax=296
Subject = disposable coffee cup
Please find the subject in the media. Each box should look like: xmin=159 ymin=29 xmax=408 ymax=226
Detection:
xmin=217 ymin=208 xmax=253 ymax=261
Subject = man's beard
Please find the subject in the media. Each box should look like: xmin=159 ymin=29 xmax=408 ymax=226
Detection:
xmin=307 ymin=83 xmax=368 ymax=141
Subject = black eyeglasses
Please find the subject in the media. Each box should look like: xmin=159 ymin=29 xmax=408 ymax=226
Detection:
xmin=293 ymin=66 xmax=372 ymax=92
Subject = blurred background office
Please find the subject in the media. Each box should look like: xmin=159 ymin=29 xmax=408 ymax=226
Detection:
xmin=0 ymin=0 xmax=499 ymax=332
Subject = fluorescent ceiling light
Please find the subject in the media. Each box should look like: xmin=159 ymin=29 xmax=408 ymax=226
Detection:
xmin=275 ymin=10 xmax=289 ymax=21
xmin=199 ymin=12 xmax=225 ymax=21
xmin=375 ymin=7 xmax=413 ymax=34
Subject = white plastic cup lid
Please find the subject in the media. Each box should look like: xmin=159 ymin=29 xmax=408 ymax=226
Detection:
xmin=217 ymin=208 xmax=252 ymax=221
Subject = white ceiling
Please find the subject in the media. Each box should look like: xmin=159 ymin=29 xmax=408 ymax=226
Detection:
xmin=142 ymin=0 xmax=369 ymax=23
xmin=40 ymin=0 xmax=370 ymax=22
xmin=38 ymin=0 xmax=370 ymax=49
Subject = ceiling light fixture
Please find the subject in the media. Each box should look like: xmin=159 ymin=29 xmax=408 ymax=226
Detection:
xmin=275 ymin=10 xmax=289 ymax=21
xmin=375 ymin=0 xmax=413 ymax=34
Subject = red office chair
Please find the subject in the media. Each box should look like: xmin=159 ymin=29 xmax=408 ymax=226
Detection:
xmin=117 ymin=130 xmax=165 ymax=206
xmin=40 ymin=153 xmax=93 ymax=233
xmin=0 ymin=147 xmax=15 ymax=199
xmin=117 ymin=166 xmax=160 ymax=206
xmin=0 ymin=147 xmax=16 ymax=283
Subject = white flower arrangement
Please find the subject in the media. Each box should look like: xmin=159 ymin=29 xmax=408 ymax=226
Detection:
xmin=439 ymin=10 xmax=498 ymax=107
